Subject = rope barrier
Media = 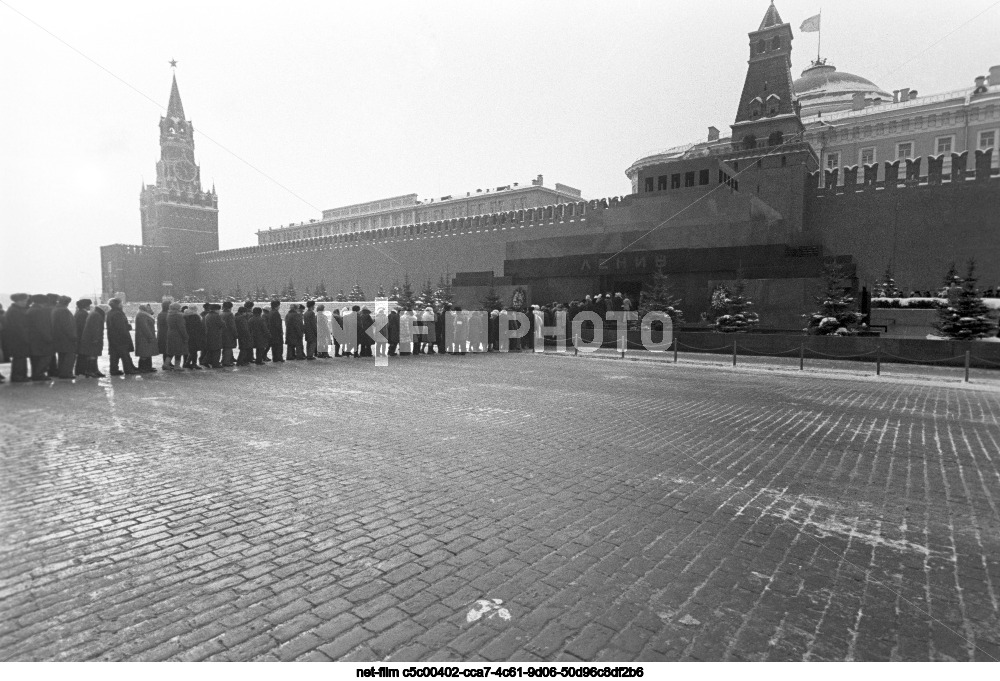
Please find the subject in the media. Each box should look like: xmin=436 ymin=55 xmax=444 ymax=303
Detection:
xmin=734 ymin=345 xmax=803 ymax=356
xmin=879 ymin=352 xmax=967 ymax=364
xmin=561 ymin=331 xmax=1000 ymax=377
xmin=675 ymin=341 xmax=733 ymax=353
xmin=801 ymin=348 xmax=880 ymax=359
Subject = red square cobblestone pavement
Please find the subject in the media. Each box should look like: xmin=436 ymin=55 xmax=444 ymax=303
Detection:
xmin=1 ymin=353 xmax=998 ymax=661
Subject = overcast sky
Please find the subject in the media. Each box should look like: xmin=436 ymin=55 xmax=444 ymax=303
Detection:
xmin=2 ymin=0 xmax=997 ymax=300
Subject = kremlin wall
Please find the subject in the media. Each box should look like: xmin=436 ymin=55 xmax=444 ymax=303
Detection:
xmin=102 ymin=3 xmax=1000 ymax=330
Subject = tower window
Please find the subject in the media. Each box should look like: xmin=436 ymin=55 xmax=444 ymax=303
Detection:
xmin=743 ymin=135 xmax=757 ymax=149
xmin=671 ymin=173 xmax=681 ymax=189
xmin=644 ymin=177 xmax=654 ymax=193
xmin=684 ymin=171 xmax=695 ymax=187
xmin=699 ymin=169 xmax=710 ymax=185
xmin=657 ymin=175 xmax=667 ymax=191
xmin=768 ymin=131 xmax=784 ymax=146
xmin=771 ymin=36 xmax=781 ymax=50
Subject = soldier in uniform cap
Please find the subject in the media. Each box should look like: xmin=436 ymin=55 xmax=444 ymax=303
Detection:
xmin=2 ymin=293 xmax=31 ymax=382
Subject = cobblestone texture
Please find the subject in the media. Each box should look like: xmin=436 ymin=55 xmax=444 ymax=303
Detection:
xmin=1 ymin=353 xmax=999 ymax=661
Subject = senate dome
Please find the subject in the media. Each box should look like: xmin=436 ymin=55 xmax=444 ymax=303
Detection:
xmin=793 ymin=60 xmax=893 ymax=118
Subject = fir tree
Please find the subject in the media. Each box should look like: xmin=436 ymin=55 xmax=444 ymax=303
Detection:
xmin=398 ymin=274 xmax=415 ymax=308
xmin=259 ymin=286 xmax=269 ymax=300
xmin=348 ymin=282 xmax=366 ymax=301
xmin=376 ymin=284 xmax=387 ymax=299
xmin=638 ymin=271 xmax=684 ymax=324
xmin=714 ymin=276 xmax=759 ymax=333
xmin=934 ymin=260 xmax=997 ymax=340
xmin=805 ymin=262 xmax=864 ymax=335
xmin=415 ymin=279 xmax=436 ymax=309
xmin=335 ymin=289 xmax=348 ymax=302
xmin=433 ymin=274 xmax=454 ymax=309
xmin=873 ymin=266 xmax=904 ymax=298
xmin=480 ymin=286 xmax=503 ymax=312
xmin=937 ymin=262 xmax=962 ymax=298
xmin=233 ymin=282 xmax=243 ymax=300
xmin=389 ymin=280 xmax=402 ymax=302
xmin=317 ymin=280 xmax=328 ymax=299
xmin=286 ymin=279 xmax=297 ymax=302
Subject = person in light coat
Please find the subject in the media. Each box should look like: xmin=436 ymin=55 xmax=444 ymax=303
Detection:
xmin=398 ymin=309 xmax=415 ymax=355
xmin=316 ymin=304 xmax=333 ymax=358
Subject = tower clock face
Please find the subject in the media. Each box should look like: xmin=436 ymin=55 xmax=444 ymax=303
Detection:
xmin=173 ymin=160 xmax=197 ymax=182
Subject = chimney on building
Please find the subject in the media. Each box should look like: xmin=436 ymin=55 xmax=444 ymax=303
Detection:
xmin=532 ymin=174 xmax=543 ymax=186
xmin=909 ymin=90 xmax=918 ymax=100
xmin=708 ymin=126 xmax=720 ymax=141
xmin=898 ymin=87 xmax=910 ymax=102
xmin=892 ymin=89 xmax=899 ymax=103
xmin=852 ymin=93 xmax=866 ymax=110
xmin=989 ymin=65 xmax=1000 ymax=86
xmin=974 ymin=75 xmax=988 ymax=94
xmin=872 ymin=96 xmax=883 ymax=106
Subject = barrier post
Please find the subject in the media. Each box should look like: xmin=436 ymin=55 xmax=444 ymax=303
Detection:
xmin=876 ymin=343 xmax=881 ymax=376
xmin=732 ymin=340 xmax=737 ymax=367
xmin=620 ymin=335 xmax=625 ymax=359
xmin=799 ymin=343 xmax=804 ymax=371
xmin=965 ymin=350 xmax=970 ymax=382
xmin=673 ymin=338 xmax=678 ymax=363
xmin=574 ymin=334 xmax=578 ymax=357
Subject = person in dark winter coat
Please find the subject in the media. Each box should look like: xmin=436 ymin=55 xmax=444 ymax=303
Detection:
xmin=51 ymin=295 xmax=78 ymax=379
xmin=165 ymin=303 xmax=187 ymax=369
xmin=357 ymin=307 xmax=374 ymax=357
xmin=234 ymin=307 xmax=252 ymax=365
xmin=183 ymin=307 xmax=206 ymax=369
xmin=0 ymin=303 xmax=5 ymax=383
xmin=106 ymin=298 xmax=139 ymax=375
xmin=203 ymin=304 xmax=225 ymax=368
xmin=373 ymin=309 xmax=388 ymax=357
xmin=134 ymin=304 xmax=158 ymax=373
xmin=331 ymin=308 xmax=343 ymax=357
xmin=220 ymin=301 xmax=238 ymax=366
xmin=488 ymin=310 xmax=500 ymax=351
xmin=285 ymin=306 xmax=304 ymax=360
xmin=249 ymin=307 xmax=270 ymax=364
xmin=156 ymin=299 xmax=172 ymax=369
xmin=303 ymin=300 xmax=318 ymax=360
xmin=268 ymin=301 xmax=284 ymax=362
xmin=74 ymin=299 xmax=92 ymax=375
xmin=1 ymin=293 xmax=30 ymax=382
xmin=387 ymin=309 xmax=400 ymax=356
xmin=198 ymin=305 xmax=213 ymax=367
xmin=26 ymin=294 xmax=55 ymax=381
xmin=79 ymin=305 xmax=107 ymax=378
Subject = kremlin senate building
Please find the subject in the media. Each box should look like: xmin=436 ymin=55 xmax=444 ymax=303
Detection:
xmin=101 ymin=3 xmax=1000 ymax=328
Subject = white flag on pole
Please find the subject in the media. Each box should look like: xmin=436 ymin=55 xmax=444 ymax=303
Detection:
xmin=800 ymin=14 xmax=821 ymax=32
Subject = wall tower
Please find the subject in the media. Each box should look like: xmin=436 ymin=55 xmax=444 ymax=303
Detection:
xmin=139 ymin=70 xmax=218 ymax=296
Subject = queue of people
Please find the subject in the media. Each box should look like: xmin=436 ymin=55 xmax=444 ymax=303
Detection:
xmin=0 ymin=291 xmax=641 ymax=384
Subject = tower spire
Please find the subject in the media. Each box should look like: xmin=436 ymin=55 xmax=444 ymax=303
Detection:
xmin=166 ymin=72 xmax=185 ymax=120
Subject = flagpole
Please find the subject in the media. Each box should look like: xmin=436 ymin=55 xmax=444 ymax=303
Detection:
xmin=817 ymin=8 xmax=822 ymax=62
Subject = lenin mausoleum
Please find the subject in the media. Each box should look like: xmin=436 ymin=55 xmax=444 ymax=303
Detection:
xmin=101 ymin=3 xmax=1000 ymax=328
